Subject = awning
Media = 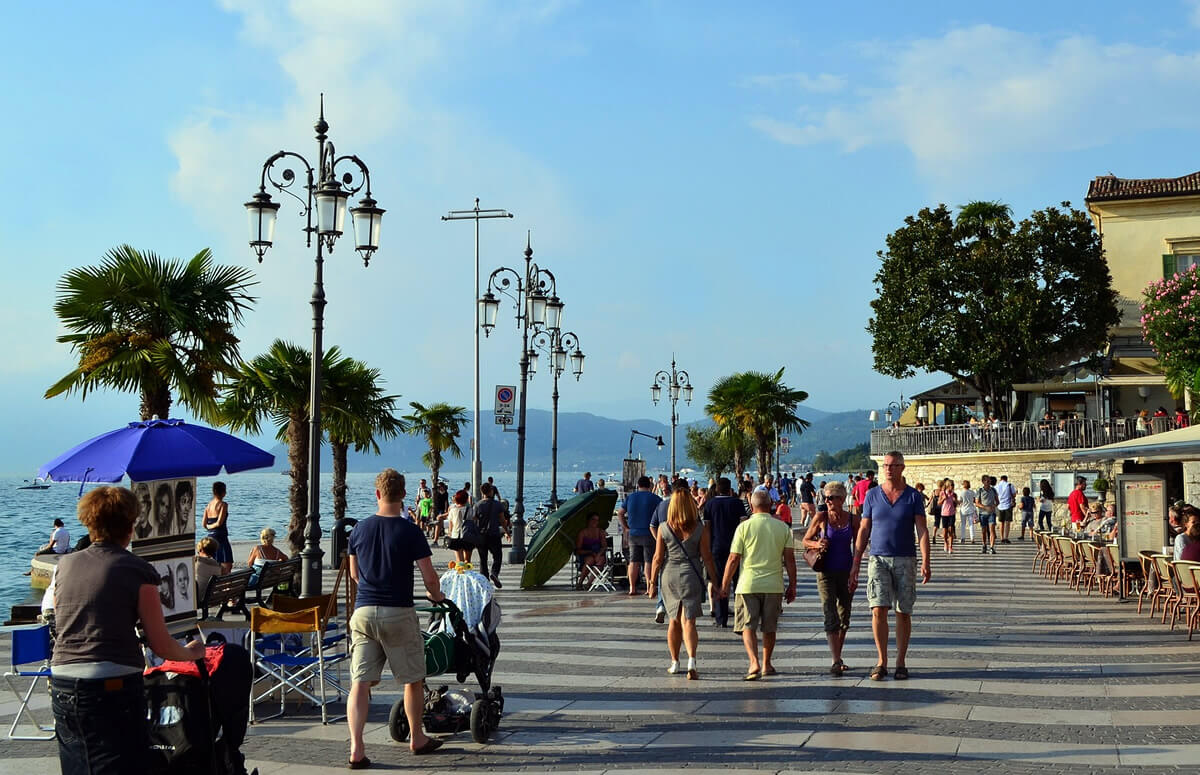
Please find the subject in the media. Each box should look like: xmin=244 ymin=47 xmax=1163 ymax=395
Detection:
xmin=1071 ymin=424 xmax=1200 ymax=463
xmin=909 ymin=379 xmax=981 ymax=404
xmin=1095 ymin=374 xmax=1168 ymax=386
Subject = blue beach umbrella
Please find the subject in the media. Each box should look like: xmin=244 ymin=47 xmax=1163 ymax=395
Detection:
xmin=38 ymin=418 xmax=275 ymax=483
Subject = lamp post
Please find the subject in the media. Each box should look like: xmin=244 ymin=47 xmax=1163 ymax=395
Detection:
xmin=479 ymin=234 xmax=562 ymax=564
xmin=443 ymin=199 xmax=513 ymax=500
xmin=628 ymin=429 xmax=666 ymax=456
xmin=650 ymin=356 xmax=693 ymax=477
xmin=244 ymin=95 xmax=384 ymax=597
xmin=532 ymin=329 xmax=584 ymax=508
xmin=884 ymin=396 xmax=910 ymax=426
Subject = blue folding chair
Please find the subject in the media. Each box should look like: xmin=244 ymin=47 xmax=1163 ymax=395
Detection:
xmin=5 ymin=624 xmax=55 ymax=740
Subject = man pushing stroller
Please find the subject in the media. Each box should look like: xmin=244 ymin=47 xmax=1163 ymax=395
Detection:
xmin=346 ymin=468 xmax=447 ymax=768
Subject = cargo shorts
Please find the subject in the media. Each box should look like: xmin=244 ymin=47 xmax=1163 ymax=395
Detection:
xmin=866 ymin=555 xmax=917 ymax=614
xmin=349 ymin=605 xmax=425 ymax=686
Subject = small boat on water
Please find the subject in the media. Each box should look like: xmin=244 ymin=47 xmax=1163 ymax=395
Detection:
xmin=16 ymin=477 xmax=51 ymax=490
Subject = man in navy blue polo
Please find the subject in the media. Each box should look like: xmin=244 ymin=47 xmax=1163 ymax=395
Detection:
xmin=850 ymin=451 xmax=931 ymax=682
xmin=618 ymin=475 xmax=661 ymax=596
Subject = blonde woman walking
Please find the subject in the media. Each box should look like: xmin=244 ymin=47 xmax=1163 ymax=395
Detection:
xmin=648 ymin=487 xmax=718 ymax=679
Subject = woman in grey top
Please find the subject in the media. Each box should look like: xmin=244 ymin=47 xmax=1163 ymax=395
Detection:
xmin=648 ymin=488 xmax=718 ymax=680
xmin=52 ymin=486 xmax=205 ymax=774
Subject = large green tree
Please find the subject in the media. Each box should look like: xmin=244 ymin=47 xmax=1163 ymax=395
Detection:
xmin=403 ymin=402 xmax=468 ymax=495
xmin=685 ymin=424 xmax=756 ymax=481
xmin=706 ymin=368 xmax=810 ymax=479
xmin=322 ymin=358 xmax=406 ymax=524
xmin=218 ymin=340 xmax=351 ymax=553
xmin=46 ymin=245 xmax=256 ymax=421
xmin=1142 ymin=266 xmax=1200 ymax=404
xmin=867 ymin=201 xmax=1120 ymax=418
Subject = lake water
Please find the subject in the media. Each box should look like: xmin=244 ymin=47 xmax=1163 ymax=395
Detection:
xmin=0 ymin=469 xmax=575 ymax=618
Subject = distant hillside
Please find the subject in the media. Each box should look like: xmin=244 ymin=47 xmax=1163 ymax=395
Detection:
xmin=274 ymin=405 xmax=870 ymax=474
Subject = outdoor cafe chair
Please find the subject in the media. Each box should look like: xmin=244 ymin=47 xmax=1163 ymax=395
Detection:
xmin=1152 ymin=554 xmax=1182 ymax=626
xmin=1048 ymin=535 xmax=1069 ymax=584
xmin=4 ymin=624 xmax=54 ymax=740
xmin=1171 ymin=561 xmax=1200 ymax=640
xmin=1051 ymin=536 xmax=1077 ymax=586
xmin=1070 ymin=540 xmax=1093 ymax=592
xmin=1138 ymin=550 xmax=1161 ymax=615
xmin=1031 ymin=531 xmax=1050 ymax=576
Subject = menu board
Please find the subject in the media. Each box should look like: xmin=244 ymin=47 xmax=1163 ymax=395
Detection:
xmin=1116 ymin=475 xmax=1167 ymax=561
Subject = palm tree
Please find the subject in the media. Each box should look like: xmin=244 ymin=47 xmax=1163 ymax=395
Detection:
xmin=218 ymin=340 xmax=341 ymax=553
xmin=706 ymin=368 xmax=810 ymax=480
xmin=403 ymin=402 xmax=468 ymax=494
xmin=46 ymin=245 xmax=256 ymax=421
xmin=323 ymin=357 xmax=406 ymax=523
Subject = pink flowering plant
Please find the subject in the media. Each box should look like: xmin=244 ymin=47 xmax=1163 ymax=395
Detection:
xmin=1141 ymin=263 xmax=1200 ymax=398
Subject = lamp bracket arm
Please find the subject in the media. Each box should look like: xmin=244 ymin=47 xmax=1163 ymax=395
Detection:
xmin=328 ymin=153 xmax=372 ymax=197
xmin=260 ymin=149 xmax=316 ymax=242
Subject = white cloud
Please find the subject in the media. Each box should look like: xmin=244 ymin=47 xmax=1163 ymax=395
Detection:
xmin=742 ymin=72 xmax=847 ymax=93
xmin=750 ymin=24 xmax=1200 ymax=178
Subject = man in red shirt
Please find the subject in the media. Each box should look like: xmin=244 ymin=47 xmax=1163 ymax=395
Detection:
xmin=1067 ymin=477 xmax=1089 ymax=524
xmin=852 ymin=471 xmax=875 ymax=515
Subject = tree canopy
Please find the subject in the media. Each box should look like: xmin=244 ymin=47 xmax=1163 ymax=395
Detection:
xmin=46 ymin=245 xmax=256 ymax=421
xmin=685 ymin=424 xmax=756 ymax=481
xmin=706 ymin=368 xmax=810 ymax=478
xmin=403 ymin=401 xmax=468 ymax=492
xmin=867 ymin=201 xmax=1119 ymax=417
xmin=1142 ymin=264 xmax=1200 ymax=402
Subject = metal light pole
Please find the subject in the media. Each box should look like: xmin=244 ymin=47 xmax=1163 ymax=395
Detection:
xmin=243 ymin=95 xmax=384 ymax=597
xmin=532 ymin=329 xmax=585 ymax=508
xmin=651 ymin=355 xmax=693 ymax=477
xmin=443 ymin=199 xmax=513 ymax=500
xmin=479 ymin=235 xmax=562 ymax=564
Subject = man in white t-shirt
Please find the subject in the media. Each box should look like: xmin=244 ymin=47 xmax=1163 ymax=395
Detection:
xmin=956 ymin=481 xmax=977 ymax=544
xmin=34 ymin=518 xmax=70 ymax=556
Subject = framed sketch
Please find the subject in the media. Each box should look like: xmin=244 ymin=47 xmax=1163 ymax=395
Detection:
xmin=144 ymin=550 xmax=197 ymax=627
xmin=131 ymin=477 xmax=196 ymax=549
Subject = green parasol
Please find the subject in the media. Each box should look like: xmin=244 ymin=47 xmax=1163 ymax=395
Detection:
xmin=520 ymin=489 xmax=618 ymax=589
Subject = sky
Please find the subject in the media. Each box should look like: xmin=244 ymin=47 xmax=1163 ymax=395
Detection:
xmin=5 ymin=0 xmax=1200 ymax=474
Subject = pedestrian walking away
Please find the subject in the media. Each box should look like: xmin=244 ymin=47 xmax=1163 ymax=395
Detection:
xmin=851 ymin=451 xmax=931 ymax=682
xmin=346 ymin=469 xmax=447 ymax=766
xmin=618 ymin=476 xmax=663 ymax=596
xmin=957 ymin=480 xmax=977 ymax=544
xmin=701 ymin=477 xmax=744 ymax=628
xmin=721 ymin=490 xmax=797 ymax=681
xmin=996 ymin=474 xmax=1017 ymax=544
xmin=648 ymin=487 xmax=718 ymax=679
xmin=470 ymin=483 xmax=511 ymax=588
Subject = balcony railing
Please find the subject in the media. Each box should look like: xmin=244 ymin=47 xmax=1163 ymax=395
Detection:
xmin=869 ymin=417 xmax=1178 ymax=457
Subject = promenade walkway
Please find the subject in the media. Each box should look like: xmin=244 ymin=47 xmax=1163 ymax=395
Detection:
xmin=3 ymin=538 xmax=1199 ymax=774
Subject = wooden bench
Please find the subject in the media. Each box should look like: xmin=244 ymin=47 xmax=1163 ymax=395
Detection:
xmin=197 ymin=568 xmax=253 ymax=621
xmin=248 ymin=557 xmax=301 ymax=606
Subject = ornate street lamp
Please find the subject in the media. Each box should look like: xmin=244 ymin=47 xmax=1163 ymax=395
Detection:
xmin=532 ymin=329 xmax=584 ymax=508
xmin=480 ymin=234 xmax=560 ymax=564
xmin=651 ymin=355 xmax=693 ymax=477
xmin=243 ymin=95 xmax=384 ymax=597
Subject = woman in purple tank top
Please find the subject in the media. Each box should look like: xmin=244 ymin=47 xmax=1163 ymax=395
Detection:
xmin=801 ymin=481 xmax=861 ymax=676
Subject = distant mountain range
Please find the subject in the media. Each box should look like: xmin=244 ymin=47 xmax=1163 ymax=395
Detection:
xmin=273 ymin=406 xmax=875 ymax=474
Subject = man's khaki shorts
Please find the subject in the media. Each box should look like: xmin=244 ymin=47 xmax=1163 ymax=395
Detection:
xmin=866 ymin=555 xmax=917 ymax=614
xmin=349 ymin=605 xmax=425 ymax=685
xmin=734 ymin=593 xmax=783 ymax=633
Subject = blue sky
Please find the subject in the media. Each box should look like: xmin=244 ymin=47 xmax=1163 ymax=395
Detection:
xmin=4 ymin=0 xmax=1200 ymax=474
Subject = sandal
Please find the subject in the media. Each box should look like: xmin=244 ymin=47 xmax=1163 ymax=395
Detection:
xmin=743 ymin=670 xmax=760 ymax=681
xmin=869 ymin=664 xmax=888 ymax=681
xmin=894 ymin=666 xmax=909 ymax=680
xmin=830 ymin=659 xmax=844 ymax=676
xmin=347 ymin=756 xmax=371 ymax=769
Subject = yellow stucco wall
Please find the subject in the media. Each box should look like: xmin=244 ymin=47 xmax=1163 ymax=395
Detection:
xmin=1087 ymin=196 xmax=1200 ymax=332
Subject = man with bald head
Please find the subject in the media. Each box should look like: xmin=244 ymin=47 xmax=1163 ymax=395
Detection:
xmin=720 ymin=490 xmax=797 ymax=680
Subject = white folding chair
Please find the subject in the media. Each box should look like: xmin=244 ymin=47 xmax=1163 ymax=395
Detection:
xmin=5 ymin=624 xmax=55 ymax=740
xmin=583 ymin=536 xmax=617 ymax=591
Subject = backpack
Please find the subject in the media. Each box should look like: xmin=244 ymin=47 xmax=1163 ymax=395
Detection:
xmin=459 ymin=510 xmax=480 ymax=546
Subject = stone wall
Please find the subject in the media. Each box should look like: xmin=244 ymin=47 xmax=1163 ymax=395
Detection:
xmin=1183 ymin=461 xmax=1200 ymax=505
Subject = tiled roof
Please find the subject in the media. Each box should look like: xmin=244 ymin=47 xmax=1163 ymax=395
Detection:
xmin=1086 ymin=171 xmax=1200 ymax=202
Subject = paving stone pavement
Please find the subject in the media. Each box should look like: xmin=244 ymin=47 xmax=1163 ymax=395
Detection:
xmin=3 ymin=534 xmax=1200 ymax=774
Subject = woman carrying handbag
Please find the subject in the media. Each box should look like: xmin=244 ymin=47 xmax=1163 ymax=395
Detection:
xmin=801 ymin=482 xmax=860 ymax=676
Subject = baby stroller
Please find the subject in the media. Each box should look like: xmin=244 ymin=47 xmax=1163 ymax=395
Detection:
xmin=389 ymin=569 xmax=503 ymax=744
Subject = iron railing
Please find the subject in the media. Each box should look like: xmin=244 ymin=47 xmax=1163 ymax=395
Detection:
xmin=869 ymin=417 xmax=1177 ymax=457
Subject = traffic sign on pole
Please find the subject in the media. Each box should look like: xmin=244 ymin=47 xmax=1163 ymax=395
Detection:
xmin=495 ymin=385 xmax=516 ymax=422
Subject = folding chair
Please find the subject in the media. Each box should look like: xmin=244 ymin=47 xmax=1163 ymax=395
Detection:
xmin=249 ymin=561 xmax=348 ymax=725
xmin=4 ymin=625 xmax=54 ymax=740
xmin=583 ymin=537 xmax=617 ymax=591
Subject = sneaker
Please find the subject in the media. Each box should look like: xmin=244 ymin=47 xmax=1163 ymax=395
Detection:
xmin=989 ymin=546 xmax=997 ymax=554
xmin=667 ymin=660 xmax=679 ymax=674
xmin=655 ymin=609 xmax=666 ymax=624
